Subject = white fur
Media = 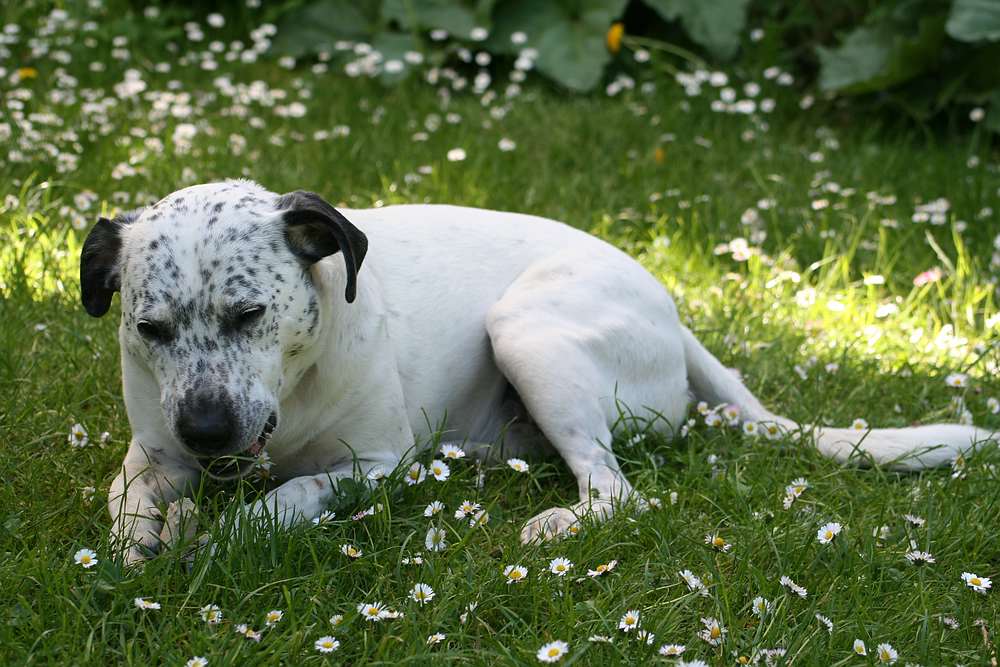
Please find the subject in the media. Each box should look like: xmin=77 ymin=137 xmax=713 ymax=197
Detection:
xmin=103 ymin=182 xmax=996 ymax=563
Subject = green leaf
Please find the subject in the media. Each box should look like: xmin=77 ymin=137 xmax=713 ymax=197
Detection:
xmin=488 ymin=0 xmax=627 ymax=91
xmin=270 ymin=0 xmax=378 ymax=57
xmin=817 ymin=15 xmax=946 ymax=94
xmin=643 ymin=0 xmax=750 ymax=59
xmin=383 ymin=0 xmax=495 ymax=38
xmin=947 ymin=0 xmax=1000 ymax=43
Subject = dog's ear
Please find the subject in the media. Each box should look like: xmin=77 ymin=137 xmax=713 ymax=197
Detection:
xmin=80 ymin=212 xmax=137 ymax=317
xmin=277 ymin=190 xmax=368 ymax=303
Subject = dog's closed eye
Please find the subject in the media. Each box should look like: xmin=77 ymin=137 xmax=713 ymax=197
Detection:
xmin=136 ymin=319 xmax=173 ymax=343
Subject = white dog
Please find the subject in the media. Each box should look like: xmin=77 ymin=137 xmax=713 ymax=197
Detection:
xmin=80 ymin=180 xmax=993 ymax=564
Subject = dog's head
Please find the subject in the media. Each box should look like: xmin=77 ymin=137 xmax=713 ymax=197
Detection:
xmin=79 ymin=180 xmax=367 ymax=471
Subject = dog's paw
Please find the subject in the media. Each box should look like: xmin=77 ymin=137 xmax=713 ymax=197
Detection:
xmin=519 ymin=507 xmax=580 ymax=544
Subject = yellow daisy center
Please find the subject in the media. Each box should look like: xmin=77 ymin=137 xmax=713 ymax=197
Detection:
xmin=825 ymin=531 xmax=834 ymax=540
xmin=547 ymin=648 xmax=560 ymax=657
xmin=710 ymin=626 xmax=721 ymax=639
xmin=712 ymin=537 xmax=725 ymax=547
xmin=970 ymin=577 xmax=981 ymax=585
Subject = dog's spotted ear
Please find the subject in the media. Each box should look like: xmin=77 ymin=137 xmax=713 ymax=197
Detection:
xmin=80 ymin=211 xmax=139 ymax=317
xmin=278 ymin=190 xmax=368 ymax=303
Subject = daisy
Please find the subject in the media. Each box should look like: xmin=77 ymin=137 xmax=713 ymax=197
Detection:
xmin=851 ymin=418 xmax=869 ymax=431
xmin=469 ymin=509 xmax=490 ymax=527
xmin=817 ymin=522 xmax=841 ymax=544
xmin=945 ymin=372 xmax=968 ymax=388
xmin=358 ymin=601 xmax=389 ymax=622
xmin=588 ymin=635 xmax=613 ymax=643
xmin=401 ymin=555 xmax=424 ymax=565
xmin=904 ymin=550 xmax=934 ymax=565
xmin=678 ymin=569 xmax=709 ymax=596
xmin=941 ymin=616 xmax=959 ymax=629
xmin=311 ymin=510 xmax=336 ymax=525
xmin=446 ymin=148 xmax=466 ymax=162
xmin=427 ymin=632 xmax=446 ymax=645
xmin=815 ymin=613 xmax=833 ymax=633
xmin=454 ymin=499 xmax=481 ymax=519
xmin=410 ymin=583 xmax=435 ymax=604
xmin=329 ymin=614 xmax=344 ymax=627
xmin=697 ymin=617 xmax=726 ymax=646
xmin=853 ymin=639 xmax=867 ymax=655
xmin=200 ymin=604 xmax=222 ymax=624
xmin=618 ymin=609 xmax=640 ymax=631
xmin=779 ymin=575 xmax=807 ymax=597
xmin=134 ymin=597 xmax=160 ymax=610
xmin=74 ymin=548 xmax=98 ymax=568
xmin=659 ymin=644 xmax=686 ymax=656
xmin=751 ymin=596 xmax=772 ymax=617
xmin=636 ymin=630 xmax=656 ymax=645
xmin=549 ymin=557 xmax=573 ymax=576
xmin=405 ymin=462 xmax=426 ymax=485
xmin=507 ymin=458 xmax=530 ymax=472
xmin=704 ymin=412 xmax=723 ymax=427
xmin=352 ymin=505 xmax=377 ymax=521
xmin=961 ymin=572 xmax=992 ymax=594
xmin=186 ymin=658 xmax=208 ymax=667
xmin=341 ymin=544 xmax=363 ymax=558
xmin=68 ymin=423 xmax=89 ymax=448
xmin=536 ymin=640 xmax=569 ymax=663
xmin=498 ymin=138 xmax=517 ymax=152
xmin=440 ymin=444 xmax=466 ymax=459
xmin=429 ymin=459 xmax=450 ymax=481
xmin=741 ymin=421 xmax=760 ymax=437
xmin=704 ymin=533 xmax=732 ymax=552
xmin=265 ymin=609 xmax=283 ymax=626
xmin=235 ymin=624 xmax=262 ymax=641
xmin=587 ymin=560 xmax=618 ymax=577
xmin=785 ymin=477 xmax=809 ymax=497
xmin=425 ymin=526 xmax=447 ymax=551
xmin=504 ymin=564 xmax=528 ymax=584
xmin=762 ymin=422 xmax=783 ymax=440
xmin=988 ymin=397 xmax=999 ymax=414
xmin=314 ymin=636 xmax=340 ymax=653
xmin=722 ymin=405 xmax=740 ymax=424
xmin=677 ymin=661 xmax=708 ymax=667
xmin=875 ymin=642 xmax=898 ymax=664
xmin=903 ymin=514 xmax=925 ymax=527
xmin=424 ymin=500 xmax=445 ymax=517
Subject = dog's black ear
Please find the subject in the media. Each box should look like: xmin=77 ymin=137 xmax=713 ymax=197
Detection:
xmin=277 ymin=190 xmax=368 ymax=303
xmin=80 ymin=213 xmax=135 ymax=317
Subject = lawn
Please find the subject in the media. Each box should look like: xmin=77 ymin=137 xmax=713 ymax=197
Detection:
xmin=1 ymin=4 xmax=999 ymax=666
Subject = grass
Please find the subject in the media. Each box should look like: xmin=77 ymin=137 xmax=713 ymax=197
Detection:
xmin=1 ymin=3 xmax=999 ymax=665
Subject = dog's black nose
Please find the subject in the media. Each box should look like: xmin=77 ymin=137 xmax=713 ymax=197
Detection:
xmin=176 ymin=393 xmax=236 ymax=455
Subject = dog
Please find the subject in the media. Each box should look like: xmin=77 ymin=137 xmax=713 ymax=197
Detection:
xmin=80 ymin=180 xmax=994 ymax=565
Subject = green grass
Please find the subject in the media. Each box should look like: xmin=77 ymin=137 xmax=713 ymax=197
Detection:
xmin=1 ymin=4 xmax=999 ymax=665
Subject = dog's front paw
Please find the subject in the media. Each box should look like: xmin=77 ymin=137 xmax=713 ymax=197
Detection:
xmin=111 ymin=522 xmax=162 ymax=569
xmin=520 ymin=507 xmax=580 ymax=544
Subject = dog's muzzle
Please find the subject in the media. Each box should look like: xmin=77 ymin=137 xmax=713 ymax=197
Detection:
xmin=197 ymin=412 xmax=278 ymax=479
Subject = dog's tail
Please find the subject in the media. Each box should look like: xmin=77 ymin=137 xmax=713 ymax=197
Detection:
xmin=680 ymin=326 xmax=995 ymax=470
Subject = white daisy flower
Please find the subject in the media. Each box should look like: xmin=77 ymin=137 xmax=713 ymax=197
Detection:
xmin=742 ymin=421 xmax=760 ymax=437
xmin=903 ymin=514 xmax=925 ymax=527
xmin=235 ymin=624 xmax=262 ymax=642
xmin=401 ymin=554 xmax=424 ymax=565
xmin=134 ymin=597 xmax=160 ymax=610
xmin=618 ymin=609 xmax=640 ymax=632
xmin=940 ymin=616 xmax=959 ymax=629
xmin=988 ymin=397 xmax=999 ymax=414
xmin=704 ymin=533 xmax=732 ymax=552
xmin=74 ymin=548 xmax=98 ymax=568
xmin=904 ymin=550 xmax=934 ymax=565
xmin=427 ymin=632 xmax=446 ymax=645
xmin=588 ymin=635 xmax=613 ymax=643
xmin=410 ymin=583 xmax=435 ymax=604
xmin=785 ymin=478 xmax=809 ymax=497
xmin=405 ymin=462 xmax=426 ymax=485
xmin=815 ymin=613 xmax=833 ymax=633
xmin=658 ymin=643 xmax=686 ymax=656
xmin=678 ymin=569 xmax=709 ymax=596
xmin=329 ymin=614 xmax=344 ymax=627
xmin=636 ymin=629 xmax=656 ymax=645
xmin=265 ymin=609 xmax=283 ymax=626
xmin=961 ymin=571 xmax=992 ymax=594
xmin=704 ymin=412 xmax=723 ymax=427
xmin=507 ymin=458 xmax=529 ymax=472
xmin=440 ymin=444 xmax=466 ymax=459
xmin=68 ymin=423 xmax=89 ymax=448
xmin=424 ymin=500 xmax=445 ymax=517
xmin=853 ymin=639 xmax=867 ymax=655
xmin=548 ymin=557 xmax=573 ymax=576
xmin=357 ymin=601 xmax=389 ymax=622
xmin=945 ymin=372 xmax=968 ymax=388
xmin=851 ymin=418 xmax=869 ymax=431
xmin=341 ymin=544 xmax=362 ymax=558
xmin=587 ymin=560 xmax=618 ymax=577
xmin=498 ymin=137 xmax=517 ymax=152
xmin=469 ymin=509 xmax=490 ymax=527
xmin=817 ymin=522 xmax=842 ymax=544
xmin=315 ymin=636 xmax=340 ymax=653
xmin=536 ymin=639 xmax=569 ymax=663
xmin=503 ymin=564 xmax=528 ymax=584
xmin=186 ymin=657 xmax=208 ymax=667
xmin=751 ymin=596 xmax=772 ymax=616
xmin=779 ymin=575 xmax=807 ymax=597
xmin=446 ymin=148 xmax=466 ymax=162
xmin=429 ymin=459 xmax=450 ymax=481
xmin=697 ymin=617 xmax=726 ymax=646
xmin=454 ymin=499 xmax=481 ymax=519
xmin=875 ymin=642 xmax=898 ymax=663
xmin=425 ymin=526 xmax=447 ymax=552
xmin=200 ymin=604 xmax=222 ymax=624
xmin=311 ymin=510 xmax=336 ymax=525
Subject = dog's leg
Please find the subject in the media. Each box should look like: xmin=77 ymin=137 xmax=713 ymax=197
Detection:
xmin=108 ymin=440 xmax=200 ymax=566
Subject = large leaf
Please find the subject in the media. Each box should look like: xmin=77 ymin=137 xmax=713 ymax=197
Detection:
xmin=488 ymin=0 xmax=627 ymax=91
xmin=270 ymin=0 xmax=378 ymax=57
xmin=947 ymin=0 xmax=1000 ymax=42
xmin=643 ymin=0 xmax=750 ymax=59
xmin=383 ymin=0 xmax=495 ymax=38
xmin=817 ymin=15 xmax=946 ymax=93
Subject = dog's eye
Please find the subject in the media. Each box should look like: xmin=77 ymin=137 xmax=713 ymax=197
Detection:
xmin=236 ymin=305 xmax=265 ymax=327
xmin=136 ymin=319 xmax=171 ymax=342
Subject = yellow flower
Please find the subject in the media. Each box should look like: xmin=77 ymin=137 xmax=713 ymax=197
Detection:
xmin=606 ymin=22 xmax=624 ymax=54
xmin=654 ymin=146 xmax=665 ymax=164
xmin=17 ymin=67 xmax=38 ymax=80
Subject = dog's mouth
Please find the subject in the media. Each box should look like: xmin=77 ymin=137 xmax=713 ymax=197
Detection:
xmin=198 ymin=412 xmax=278 ymax=479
